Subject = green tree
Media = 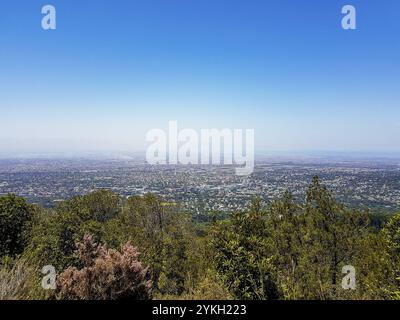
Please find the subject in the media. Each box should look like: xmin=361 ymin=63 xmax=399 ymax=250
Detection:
xmin=22 ymin=191 xmax=119 ymax=273
xmin=281 ymin=176 xmax=391 ymax=299
xmin=0 ymin=194 xmax=33 ymax=258
xmin=56 ymin=189 xmax=120 ymax=222
xmin=212 ymin=198 xmax=279 ymax=300
xmin=267 ymin=191 xmax=305 ymax=299
xmin=382 ymin=212 xmax=400 ymax=298
xmin=212 ymin=177 xmax=394 ymax=300
xmin=117 ymin=194 xmax=195 ymax=295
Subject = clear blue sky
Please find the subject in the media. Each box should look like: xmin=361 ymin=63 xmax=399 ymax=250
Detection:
xmin=0 ymin=0 xmax=399 ymax=155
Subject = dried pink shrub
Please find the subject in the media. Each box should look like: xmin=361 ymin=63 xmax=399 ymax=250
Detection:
xmin=57 ymin=234 xmax=152 ymax=300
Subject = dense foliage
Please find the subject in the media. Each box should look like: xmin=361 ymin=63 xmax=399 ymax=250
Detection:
xmin=0 ymin=176 xmax=399 ymax=300
xmin=0 ymin=195 xmax=33 ymax=258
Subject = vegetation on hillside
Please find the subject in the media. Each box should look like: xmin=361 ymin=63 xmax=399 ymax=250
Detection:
xmin=0 ymin=176 xmax=399 ymax=300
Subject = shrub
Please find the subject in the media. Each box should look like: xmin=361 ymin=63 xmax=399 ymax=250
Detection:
xmin=56 ymin=234 xmax=152 ymax=300
xmin=0 ymin=259 xmax=31 ymax=300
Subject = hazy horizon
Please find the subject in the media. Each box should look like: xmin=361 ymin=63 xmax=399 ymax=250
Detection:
xmin=2 ymin=149 xmax=400 ymax=161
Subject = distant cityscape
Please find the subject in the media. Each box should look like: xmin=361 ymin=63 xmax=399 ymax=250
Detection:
xmin=1 ymin=156 xmax=400 ymax=215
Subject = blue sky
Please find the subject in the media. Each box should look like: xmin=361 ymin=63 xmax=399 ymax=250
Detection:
xmin=0 ymin=0 xmax=399 ymax=155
